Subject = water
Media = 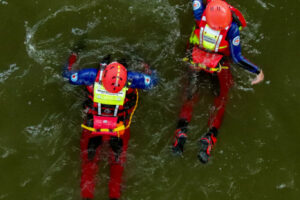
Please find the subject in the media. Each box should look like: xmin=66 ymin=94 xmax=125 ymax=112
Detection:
xmin=0 ymin=0 xmax=299 ymax=199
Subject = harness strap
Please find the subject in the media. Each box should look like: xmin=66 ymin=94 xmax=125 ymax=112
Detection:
xmin=99 ymin=69 xmax=103 ymax=82
xmin=183 ymin=57 xmax=229 ymax=72
xmin=81 ymin=124 xmax=126 ymax=135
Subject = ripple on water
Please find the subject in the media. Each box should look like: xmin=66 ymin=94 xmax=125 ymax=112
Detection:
xmin=0 ymin=0 xmax=8 ymax=5
xmin=23 ymin=113 xmax=64 ymax=145
xmin=24 ymin=3 xmax=96 ymax=65
xmin=0 ymin=64 xmax=19 ymax=84
xmin=256 ymin=0 xmax=275 ymax=10
xmin=0 ymin=194 xmax=8 ymax=199
xmin=24 ymin=0 xmax=180 ymax=68
xmin=0 ymin=140 xmax=16 ymax=158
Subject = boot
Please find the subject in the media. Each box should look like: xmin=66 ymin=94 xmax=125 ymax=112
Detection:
xmin=198 ymin=128 xmax=218 ymax=163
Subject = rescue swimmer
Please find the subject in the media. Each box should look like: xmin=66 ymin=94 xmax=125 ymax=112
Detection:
xmin=63 ymin=53 xmax=157 ymax=200
xmin=172 ymin=0 xmax=264 ymax=163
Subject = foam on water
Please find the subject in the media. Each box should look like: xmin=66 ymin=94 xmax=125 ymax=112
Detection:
xmin=0 ymin=64 xmax=19 ymax=84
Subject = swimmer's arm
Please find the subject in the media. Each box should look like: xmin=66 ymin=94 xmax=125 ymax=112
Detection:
xmin=192 ymin=0 xmax=205 ymax=22
xmin=228 ymin=23 xmax=261 ymax=75
xmin=62 ymin=53 xmax=97 ymax=85
xmin=127 ymin=71 xmax=158 ymax=90
xmin=228 ymin=23 xmax=264 ymax=84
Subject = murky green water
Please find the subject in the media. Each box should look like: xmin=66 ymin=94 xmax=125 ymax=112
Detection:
xmin=0 ymin=0 xmax=299 ymax=199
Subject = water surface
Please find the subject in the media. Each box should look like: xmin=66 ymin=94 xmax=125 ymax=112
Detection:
xmin=0 ymin=0 xmax=299 ymax=199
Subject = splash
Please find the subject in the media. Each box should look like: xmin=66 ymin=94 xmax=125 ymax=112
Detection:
xmin=24 ymin=3 xmax=98 ymax=65
xmin=0 ymin=0 xmax=8 ymax=5
xmin=24 ymin=0 xmax=180 ymax=68
xmin=0 ymin=64 xmax=19 ymax=83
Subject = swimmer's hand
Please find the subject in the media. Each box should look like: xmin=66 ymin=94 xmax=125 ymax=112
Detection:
xmin=251 ymin=70 xmax=264 ymax=85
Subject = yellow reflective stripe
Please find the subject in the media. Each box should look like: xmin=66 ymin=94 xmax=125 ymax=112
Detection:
xmin=81 ymin=124 xmax=125 ymax=133
xmin=182 ymin=57 xmax=189 ymax=62
xmin=189 ymin=61 xmax=220 ymax=72
xmin=189 ymin=26 xmax=199 ymax=45
xmin=114 ymin=125 xmax=125 ymax=132
xmin=218 ymin=45 xmax=228 ymax=49
xmin=81 ymin=124 xmax=96 ymax=132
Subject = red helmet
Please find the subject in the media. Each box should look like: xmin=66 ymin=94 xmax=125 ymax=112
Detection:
xmin=102 ymin=62 xmax=127 ymax=93
xmin=206 ymin=0 xmax=232 ymax=31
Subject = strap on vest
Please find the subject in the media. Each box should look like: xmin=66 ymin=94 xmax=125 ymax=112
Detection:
xmin=99 ymin=69 xmax=103 ymax=82
xmin=81 ymin=123 xmax=126 ymax=137
xmin=182 ymin=57 xmax=229 ymax=73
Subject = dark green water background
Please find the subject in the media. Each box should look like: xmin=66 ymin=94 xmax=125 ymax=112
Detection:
xmin=0 ymin=0 xmax=299 ymax=199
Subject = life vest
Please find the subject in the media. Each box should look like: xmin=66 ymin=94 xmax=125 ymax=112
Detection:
xmin=187 ymin=3 xmax=246 ymax=73
xmin=195 ymin=10 xmax=231 ymax=54
xmin=183 ymin=47 xmax=228 ymax=73
xmin=81 ymin=68 xmax=134 ymax=137
xmin=188 ymin=13 xmax=230 ymax=73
